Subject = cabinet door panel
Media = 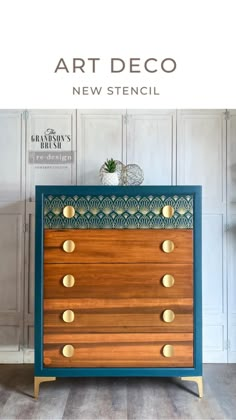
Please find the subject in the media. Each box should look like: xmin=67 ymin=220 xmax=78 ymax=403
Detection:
xmin=227 ymin=111 xmax=236 ymax=362
xmin=77 ymin=111 xmax=124 ymax=185
xmin=0 ymin=111 xmax=23 ymax=202
xmin=0 ymin=214 xmax=23 ymax=311
xmin=177 ymin=111 xmax=225 ymax=210
xmin=177 ymin=110 xmax=227 ymax=362
xmin=0 ymin=210 xmax=24 ymax=359
xmin=23 ymin=208 xmax=35 ymax=357
xmin=127 ymin=111 xmax=175 ymax=185
xmin=202 ymin=215 xmax=224 ymax=313
xmin=0 ymin=327 xmax=20 ymax=353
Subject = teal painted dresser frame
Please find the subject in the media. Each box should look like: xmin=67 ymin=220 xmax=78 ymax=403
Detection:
xmin=35 ymin=185 xmax=202 ymax=398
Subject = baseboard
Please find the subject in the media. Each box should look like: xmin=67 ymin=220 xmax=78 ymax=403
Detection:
xmin=0 ymin=348 xmax=34 ymax=363
xmin=0 ymin=351 xmax=24 ymax=363
xmin=23 ymin=349 xmax=34 ymax=363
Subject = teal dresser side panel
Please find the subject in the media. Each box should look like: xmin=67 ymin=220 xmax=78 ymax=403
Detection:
xmin=44 ymin=194 xmax=193 ymax=229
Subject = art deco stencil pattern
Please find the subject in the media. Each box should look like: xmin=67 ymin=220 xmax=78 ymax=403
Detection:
xmin=43 ymin=194 xmax=193 ymax=229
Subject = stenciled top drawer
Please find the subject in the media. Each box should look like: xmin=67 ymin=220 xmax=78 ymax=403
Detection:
xmin=43 ymin=193 xmax=193 ymax=229
xmin=44 ymin=229 xmax=193 ymax=264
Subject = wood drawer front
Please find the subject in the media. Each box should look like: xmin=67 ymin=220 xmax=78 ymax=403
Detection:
xmin=43 ymin=333 xmax=193 ymax=367
xmin=44 ymin=298 xmax=193 ymax=333
xmin=44 ymin=229 xmax=193 ymax=264
xmin=44 ymin=263 xmax=193 ymax=299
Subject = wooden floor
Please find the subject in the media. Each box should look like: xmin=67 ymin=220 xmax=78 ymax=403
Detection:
xmin=0 ymin=364 xmax=235 ymax=419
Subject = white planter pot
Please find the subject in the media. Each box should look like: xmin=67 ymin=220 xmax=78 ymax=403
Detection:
xmin=102 ymin=172 xmax=119 ymax=185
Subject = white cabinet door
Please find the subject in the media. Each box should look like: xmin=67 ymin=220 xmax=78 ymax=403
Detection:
xmin=0 ymin=110 xmax=25 ymax=362
xmin=177 ymin=110 xmax=227 ymax=362
xmin=23 ymin=202 xmax=35 ymax=362
xmin=126 ymin=110 xmax=176 ymax=185
xmin=24 ymin=110 xmax=76 ymax=361
xmin=77 ymin=110 xmax=125 ymax=184
xmin=227 ymin=110 xmax=236 ymax=362
xmin=0 ymin=111 xmax=24 ymax=203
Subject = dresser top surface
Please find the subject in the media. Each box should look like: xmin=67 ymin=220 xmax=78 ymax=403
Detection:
xmin=36 ymin=185 xmax=202 ymax=197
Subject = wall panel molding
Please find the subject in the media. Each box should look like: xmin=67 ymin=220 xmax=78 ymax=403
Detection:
xmin=77 ymin=110 xmax=125 ymax=185
xmin=0 ymin=110 xmax=25 ymax=361
xmin=177 ymin=109 xmax=228 ymax=362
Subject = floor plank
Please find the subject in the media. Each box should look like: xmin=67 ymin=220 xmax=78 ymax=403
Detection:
xmin=0 ymin=364 xmax=235 ymax=419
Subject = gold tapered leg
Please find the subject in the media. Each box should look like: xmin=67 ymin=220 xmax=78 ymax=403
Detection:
xmin=180 ymin=376 xmax=203 ymax=398
xmin=34 ymin=376 xmax=56 ymax=399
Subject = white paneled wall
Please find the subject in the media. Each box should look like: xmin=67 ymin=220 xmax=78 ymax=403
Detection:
xmin=227 ymin=111 xmax=236 ymax=362
xmin=77 ymin=110 xmax=125 ymax=185
xmin=0 ymin=108 xmax=235 ymax=363
xmin=126 ymin=110 xmax=176 ymax=185
xmin=24 ymin=110 xmax=77 ymax=362
xmin=0 ymin=110 xmax=25 ymax=362
xmin=177 ymin=110 xmax=227 ymax=362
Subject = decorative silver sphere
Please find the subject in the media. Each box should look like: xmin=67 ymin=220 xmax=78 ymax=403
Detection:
xmin=122 ymin=164 xmax=144 ymax=185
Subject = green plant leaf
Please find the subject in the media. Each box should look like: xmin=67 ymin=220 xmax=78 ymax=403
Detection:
xmin=104 ymin=158 xmax=117 ymax=173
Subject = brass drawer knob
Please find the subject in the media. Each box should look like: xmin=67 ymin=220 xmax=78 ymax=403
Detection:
xmin=63 ymin=205 xmax=75 ymax=218
xmin=161 ymin=240 xmax=174 ymax=253
xmin=162 ymin=309 xmax=175 ymax=323
xmin=62 ymin=274 xmax=75 ymax=288
xmin=162 ymin=344 xmax=174 ymax=358
xmin=62 ymin=310 xmax=75 ymax=323
xmin=162 ymin=205 xmax=174 ymax=218
xmin=63 ymin=240 xmax=75 ymax=253
xmin=162 ymin=274 xmax=175 ymax=288
xmin=62 ymin=344 xmax=74 ymax=358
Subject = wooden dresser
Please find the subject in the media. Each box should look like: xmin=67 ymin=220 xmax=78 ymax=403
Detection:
xmin=34 ymin=185 xmax=202 ymax=398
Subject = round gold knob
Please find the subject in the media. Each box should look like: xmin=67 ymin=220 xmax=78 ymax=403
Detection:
xmin=162 ymin=274 xmax=175 ymax=288
xmin=62 ymin=344 xmax=74 ymax=358
xmin=62 ymin=310 xmax=75 ymax=323
xmin=63 ymin=240 xmax=75 ymax=253
xmin=161 ymin=240 xmax=174 ymax=253
xmin=162 ymin=205 xmax=174 ymax=218
xmin=162 ymin=344 xmax=174 ymax=358
xmin=63 ymin=206 xmax=75 ymax=218
xmin=162 ymin=309 xmax=175 ymax=323
xmin=62 ymin=274 xmax=75 ymax=288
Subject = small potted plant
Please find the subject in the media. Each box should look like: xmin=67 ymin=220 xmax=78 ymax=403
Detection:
xmin=101 ymin=158 xmax=119 ymax=185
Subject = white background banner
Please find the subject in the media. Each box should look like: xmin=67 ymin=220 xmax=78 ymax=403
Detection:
xmin=0 ymin=0 xmax=235 ymax=108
